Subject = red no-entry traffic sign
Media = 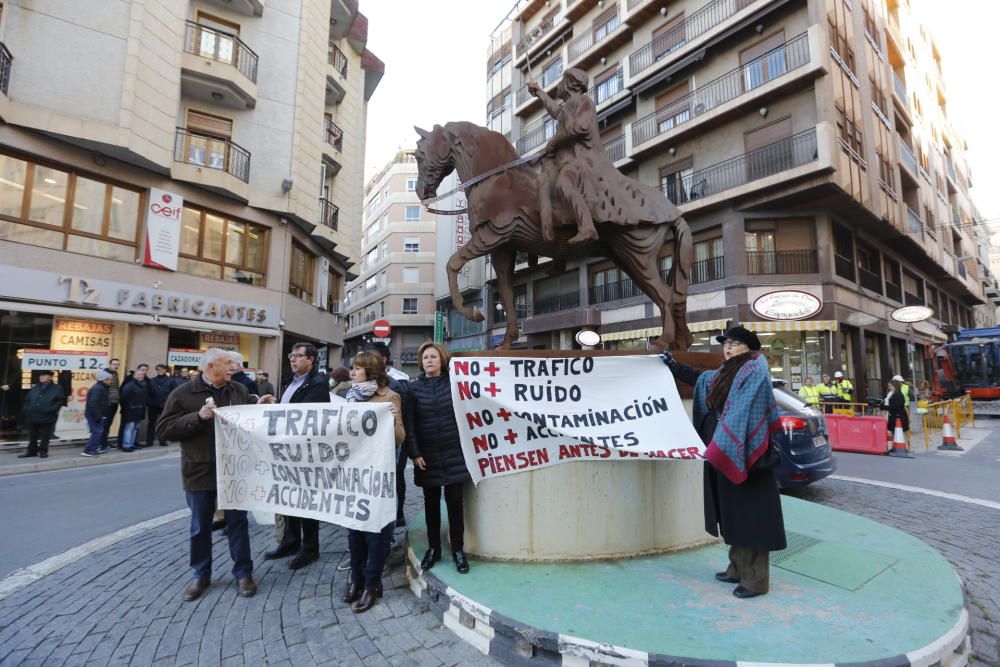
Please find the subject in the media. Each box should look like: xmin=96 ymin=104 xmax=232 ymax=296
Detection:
xmin=373 ymin=320 xmax=392 ymax=337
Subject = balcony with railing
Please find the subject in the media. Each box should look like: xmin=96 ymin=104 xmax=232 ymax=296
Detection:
xmin=319 ymin=198 xmax=339 ymax=231
xmin=906 ymin=206 xmax=924 ymax=239
xmin=567 ymin=10 xmax=627 ymax=68
xmin=898 ymin=137 xmax=917 ymax=176
xmin=858 ymin=266 xmax=883 ymax=293
xmin=630 ymin=32 xmax=812 ymax=154
xmin=589 ymin=278 xmax=644 ymax=304
xmin=533 ymin=291 xmax=581 ymax=315
xmin=746 ymin=249 xmax=818 ymax=275
xmin=328 ymin=43 xmax=348 ymax=78
xmin=181 ymin=21 xmax=258 ymax=108
xmin=885 ymin=280 xmax=902 ymax=303
xmin=172 ymin=128 xmax=251 ymax=198
xmin=515 ymin=58 xmax=564 ymax=112
xmin=323 ymin=118 xmax=344 ymax=152
xmin=516 ymin=119 xmax=554 ymax=155
xmin=628 ymin=0 xmax=762 ymax=85
xmin=588 ymin=67 xmax=626 ymax=108
xmin=686 ymin=256 xmax=726 ymax=284
xmin=658 ymin=128 xmax=819 ymax=208
xmin=604 ymin=135 xmax=626 ymax=163
xmin=0 ymin=43 xmax=11 ymax=97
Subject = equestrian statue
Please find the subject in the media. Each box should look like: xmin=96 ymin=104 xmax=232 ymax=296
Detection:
xmin=415 ymin=67 xmax=694 ymax=351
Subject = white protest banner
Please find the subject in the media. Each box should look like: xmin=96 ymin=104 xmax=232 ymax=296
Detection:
xmin=214 ymin=401 xmax=397 ymax=531
xmin=450 ymin=355 xmax=704 ymax=484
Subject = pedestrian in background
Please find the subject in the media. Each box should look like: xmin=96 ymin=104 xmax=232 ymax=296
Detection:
xmin=886 ymin=379 xmax=909 ymax=444
xmin=227 ymin=352 xmax=259 ymax=400
xmin=81 ymin=371 xmax=113 ymax=457
xmin=405 ymin=342 xmax=471 ymax=574
xmin=340 ymin=350 xmax=405 ymax=613
xmin=797 ymin=377 xmax=820 ymax=406
xmin=256 ymin=371 xmax=275 ymax=398
xmin=120 ymin=365 xmax=151 ymax=451
xmin=18 ymin=370 xmax=66 ymax=459
xmin=329 ymin=366 xmax=351 ymax=398
xmin=368 ymin=343 xmax=411 ymax=526
xmin=260 ymin=343 xmax=330 ymax=570
xmin=156 ymin=348 xmax=257 ymax=602
xmin=101 ymin=358 xmax=121 ymax=449
xmin=148 ymin=364 xmax=174 ymax=447
xmin=662 ymin=326 xmax=786 ymax=599
xmin=832 ymin=371 xmax=854 ymax=402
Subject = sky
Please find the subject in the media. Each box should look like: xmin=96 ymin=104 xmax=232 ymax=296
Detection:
xmin=362 ymin=0 xmax=999 ymax=229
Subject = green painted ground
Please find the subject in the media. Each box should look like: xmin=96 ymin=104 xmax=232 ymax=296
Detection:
xmin=410 ymin=496 xmax=964 ymax=664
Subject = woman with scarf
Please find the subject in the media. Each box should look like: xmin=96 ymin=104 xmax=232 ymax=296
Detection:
xmin=340 ymin=351 xmax=405 ymax=614
xmin=405 ymin=342 xmax=471 ymax=574
xmin=662 ymin=326 xmax=786 ymax=599
xmin=884 ymin=378 xmax=909 ymax=443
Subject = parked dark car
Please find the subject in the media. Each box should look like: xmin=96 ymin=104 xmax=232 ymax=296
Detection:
xmin=771 ymin=380 xmax=837 ymax=488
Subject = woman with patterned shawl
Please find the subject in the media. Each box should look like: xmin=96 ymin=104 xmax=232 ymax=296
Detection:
xmin=662 ymin=325 xmax=786 ymax=598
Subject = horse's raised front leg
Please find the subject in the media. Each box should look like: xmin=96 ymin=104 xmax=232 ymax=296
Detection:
xmin=446 ymin=236 xmax=492 ymax=323
xmin=490 ymin=249 xmax=519 ymax=349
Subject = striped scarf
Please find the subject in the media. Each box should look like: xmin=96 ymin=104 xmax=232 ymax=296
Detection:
xmin=345 ymin=381 xmax=377 ymax=403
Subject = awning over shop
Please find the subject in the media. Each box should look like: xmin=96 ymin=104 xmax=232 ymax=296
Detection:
xmin=911 ymin=321 xmax=947 ymax=342
xmin=688 ymin=319 xmax=728 ymax=333
xmin=742 ymin=320 xmax=839 ymax=332
xmin=602 ymin=319 xmax=728 ymax=342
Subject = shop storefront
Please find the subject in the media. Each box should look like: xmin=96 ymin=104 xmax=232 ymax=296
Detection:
xmin=741 ymin=321 xmax=838 ymax=391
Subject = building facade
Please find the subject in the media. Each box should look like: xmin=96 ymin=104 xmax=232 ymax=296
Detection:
xmin=343 ymin=150 xmax=437 ymax=377
xmin=485 ymin=0 xmax=998 ymax=400
xmin=0 ymin=0 xmax=382 ymax=441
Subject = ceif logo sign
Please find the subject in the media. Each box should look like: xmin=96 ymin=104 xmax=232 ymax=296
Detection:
xmin=150 ymin=191 xmax=182 ymax=219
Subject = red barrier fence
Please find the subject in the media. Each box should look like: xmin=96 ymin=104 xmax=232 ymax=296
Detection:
xmin=826 ymin=414 xmax=889 ymax=455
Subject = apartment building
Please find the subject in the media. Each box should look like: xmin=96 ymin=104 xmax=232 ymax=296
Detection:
xmin=343 ymin=150 xmax=438 ymax=377
xmin=484 ymin=0 xmax=997 ymax=399
xmin=0 ymin=0 xmax=382 ymax=441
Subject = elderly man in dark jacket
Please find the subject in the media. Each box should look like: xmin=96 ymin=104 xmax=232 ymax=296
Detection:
xmin=148 ymin=364 xmax=175 ymax=447
xmin=259 ymin=342 xmax=330 ymax=570
xmin=156 ymin=348 xmax=258 ymax=602
xmin=18 ymin=370 xmax=66 ymax=459
xmin=82 ymin=371 xmax=114 ymax=457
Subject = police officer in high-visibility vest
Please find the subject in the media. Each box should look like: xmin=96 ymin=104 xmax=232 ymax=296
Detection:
xmin=832 ymin=371 xmax=854 ymax=402
xmin=891 ymin=374 xmax=911 ymax=408
xmin=798 ymin=377 xmax=821 ymax=406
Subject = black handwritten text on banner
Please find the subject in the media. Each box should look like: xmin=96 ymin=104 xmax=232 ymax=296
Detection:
xmin=450 ymin=356 xmax=704 ymax=484
xmin=214 ymin=402 xmax=397 ymax=531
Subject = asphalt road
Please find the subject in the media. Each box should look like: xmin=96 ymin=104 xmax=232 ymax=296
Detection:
xmin=0 ymin=455 xmax=185 ymax=579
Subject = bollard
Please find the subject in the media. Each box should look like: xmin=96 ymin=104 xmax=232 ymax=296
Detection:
xmin=888 ymin=417 xmax=914 ymax=459
xmin=937 ymin=415 xmax=964 ymax=452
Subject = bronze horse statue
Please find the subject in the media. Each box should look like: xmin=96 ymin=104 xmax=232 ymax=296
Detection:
xmin=414 ymin=121 xmax=693 ymax=351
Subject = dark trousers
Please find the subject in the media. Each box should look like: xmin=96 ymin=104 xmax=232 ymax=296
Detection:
xmin=395 ymin=447 xmax=407 ymax=520
xmin=101 ymin=403 xmax=118 ymax=447
xmin=186 ymin=490 xmax=252 ymax=580
xmin=423 ymin=483 xmax=465 ymax=552
xmin=347 ymin=522 xmax=394 ymax=590
xmin=279 ymin=516 xmax=319 ymax=553
xmin=84 ymin=418 xmax=106 ymax=454
xmin=725 ymin=545 xmax=770 ymax=594
xmin=147 ymin=407 xmax=165 ymax=446
xmin=25 ymin=422 xmax=56 ymax=456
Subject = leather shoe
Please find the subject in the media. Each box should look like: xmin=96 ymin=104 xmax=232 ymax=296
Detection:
xmin=453 ymin=550 xmax=470 ymax=574
xmin=264 ymin=542 xmax=300 ymax=560
xmin=341 ymin=581 xmax=363 ymax=604
xmin=211 ymin=519 xmax=226 ymax=532
xmin=288 ymin=550 xmax=319 ymax=570
xmin=420 ymin=548 xmax=440 ymax=571
xmin=715 ymin=572 xmax=739 ymax=583
xmin=183 ymin=578 xmax=210 ymax=602
xmin=237 ymin=576 xmax=257 ymax=598
xmin=733 ymin=585 xmax=765 ymax=599
xmin=352 ymin=588 xmax=378 ymax=614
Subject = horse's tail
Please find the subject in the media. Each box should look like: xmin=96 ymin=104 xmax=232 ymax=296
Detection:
xmin=669 ymin=215 xmax=692 ymax=345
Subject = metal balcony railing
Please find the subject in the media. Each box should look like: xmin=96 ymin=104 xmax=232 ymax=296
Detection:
xmin=946 ymin=157 xmax=957 ymax=183
xmin=517 ymin=12 xmax=557 ymax=56
xmin=516 ymin=120 xmax=555 ymax=154
xmin=746 ymin=249 xmax=818 ymax=275
xmin=328 ymin=42 xmax=348 ymax=78
xmin=885 ymin=281 xmax=902 ymax=302
xmin=568 ymin=12 xmax=621 ymax=61
xmin=0 ymin=43 xmax=11 ymax=96
xmin=956 ymin=257 xmax=967 ymax=279
xmin=516 ymin=58 xmax=564 ymax=106
xmin=323 ymin=118 xmax=344 ymax=151
xmin=629 ymin=0 xmax=759 ymax=77
xmin=319 ymin=197 xmax=339 ymax=230
xmin=627 ymin=0 xmax=645 ymax=9
xmin=588 ymin=67 xmax=624 ymax=105
xmin=859 ymin=266 xmax=883 ymax=293
xmin=899 ymin=138 xmax=917 ymax=174
xmin=589 ymin=278 xmax=644 ymax=304
xmin=686 ymin=257 xmax=726 ymax=284
xmin=658 ymin=128 xmax=818 ymax=205
xmin=174 ymin=128 xmax=251 ymax=182
xmin=533 ymin=291 xmax=580 ymax=315
xmin=892 ymin=70 xmax=906 ymax=101
xmin=184 ymin=21 xmax=258 ymax=83
xmin=604 ymin=135 xmax=625 ymax=163
xmin=632 ymin=32 xmax=809 ymax=148
xmin=906 ymin=206 xmax=924 ymax=237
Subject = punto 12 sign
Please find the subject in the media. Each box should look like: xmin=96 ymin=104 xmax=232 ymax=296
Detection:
xmin=752 ymin=290 xmax=823 ymax=320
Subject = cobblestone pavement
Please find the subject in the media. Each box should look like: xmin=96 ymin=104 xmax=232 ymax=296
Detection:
xmin=0 ymin=475 xmax=996 ymax=666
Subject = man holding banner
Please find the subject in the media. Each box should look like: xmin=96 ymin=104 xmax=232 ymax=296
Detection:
xmin=156 ymin=348 xmax=258 ymax=602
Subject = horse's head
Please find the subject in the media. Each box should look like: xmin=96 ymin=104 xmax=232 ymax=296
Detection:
xmin=413 ymin=125 xmax=456 ymax=202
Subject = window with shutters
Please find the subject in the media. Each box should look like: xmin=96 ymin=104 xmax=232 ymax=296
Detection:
xmin=834 ymin=102 xmax=864 ymax=163
xmin=184 ymin=110 xmax=234 ymax=170
xmin=592 ymin=6 xmax=619 ymax=42
xmin=288 ymin=241 xmax=314 ymax=301
xmin=402 ymin=297 xmax=419 ymax=314
xmin=655 ymin=81 xmax=690 ymax=133
xmin=593 ymin=65 xmax=621 ymax=103
xmin=195 ymin=12 xmax=240 ymax=65
xmin=833 ymin=223 xmax=855 ymax=280
xmin=692 ymin=237 xmax=724 ymax=283
xmin=659 ymin=159 xmax=693 ymax=204
xmin=403 ymin=267 xmax=419 ymax=283
xmin=404 ymin=237 xmax=420 ymax=252
xmin=739 ymin=30 xmax=786 ymax=90
xmin=745 ymin=117 xmax=793 ymax=180
xmin=653 ymin=13 xmax=685 ymax=60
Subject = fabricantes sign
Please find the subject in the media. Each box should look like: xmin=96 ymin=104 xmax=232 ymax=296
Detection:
xmin=449 ymin=355 xmax=704 ymax=484
xmin=143 ymin=188 xmax=183 ymax=272
xmin=752 ymin=290 xmax=822 ymax=321
xmin=891 ymin=305 xmax=934 ymax=323
xmin=21 ymin=349 xmax=109 ymax=371
xmin=214 ymin=402 xmax=397 ymax=531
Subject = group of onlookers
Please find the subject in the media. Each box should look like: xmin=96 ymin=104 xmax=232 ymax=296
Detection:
xmin=798 ymin=370 xmax=915 ymax=440
xmin=153 ymin=340 xmax=470 ymax=615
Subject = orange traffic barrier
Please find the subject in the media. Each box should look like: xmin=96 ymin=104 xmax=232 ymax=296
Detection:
xmin=888 ymin=417 xmax=913 ymax=458
xmin=937 ymin=415 xmax=963 ymax=452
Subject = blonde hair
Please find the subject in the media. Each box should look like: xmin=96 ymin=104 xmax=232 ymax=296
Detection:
xmin=417 ymin=341 xmax=450 ymax=373
xmin=351 ymin=351 xmax=388 ymax=388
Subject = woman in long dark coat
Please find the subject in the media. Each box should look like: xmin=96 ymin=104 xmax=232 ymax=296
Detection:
xmin=662 ymin=326 xmax=786 ymax=598
xmin=405 ymin=342 xmax=471 ymax=574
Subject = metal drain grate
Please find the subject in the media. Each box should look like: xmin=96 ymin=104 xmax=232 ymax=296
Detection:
xmin=769 ymin=531 xmax=821 ymax=565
